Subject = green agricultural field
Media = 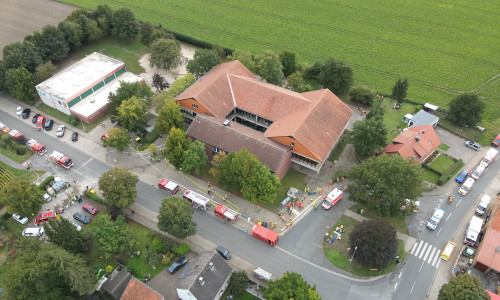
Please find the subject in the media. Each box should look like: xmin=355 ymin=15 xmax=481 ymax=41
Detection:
xmin=60 ymin=0 xmax=500 ymax=136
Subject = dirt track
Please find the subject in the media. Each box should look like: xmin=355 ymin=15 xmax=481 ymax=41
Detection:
xmin=0 ymin=0 xmax=76 ymax=59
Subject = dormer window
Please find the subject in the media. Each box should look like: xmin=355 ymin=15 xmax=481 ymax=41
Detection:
xmin=192 ymin=104 xmax=198 ymax=109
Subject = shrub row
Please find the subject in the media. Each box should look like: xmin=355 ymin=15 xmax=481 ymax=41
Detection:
xmin=167 ymin=29 xmax=234 ymax=56
xmin=84 ymin=191 xmax=105 ymax=205
xmin=174 ymin=242 xmax=190 ymax=256
xmin=38 ymin=175 xmax=55 ymax=190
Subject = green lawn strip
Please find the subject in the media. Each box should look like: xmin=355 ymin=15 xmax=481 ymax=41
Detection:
xmin=36 ymin=103 xmax=84 ymax=131
xmin=377 ymin=98 xmax=417 ymax=144
xmin=421 ymin=169 xmax=440 ymax=184
xmin=323 ymin=215 xmax=406 ymax=277
xmin=328 ymin=132 xmax=351 ymax=163
xmin=233 ymin=291 xmax=261 ymax=300
xmin=271 ymin=168 xmax=307 ymax=209
xmin=348 ymin=204 xmax=409 ymax=234
xmin=429 ymin=154 xmax=455 ymax=173
xmin=102 ymin=46 xmax=145 ymax=74
xmin=438 ymin=144 xmax=450 ymax=151
xmin=0 ymin=160 xmax=40 ymax=182
xmin=0 ymin=141 xmax=34 ymax=164
xmin=4 ymin=218 xmax=26 ymax=237
xmin=437 ymin=118 xmax=481 ymax=142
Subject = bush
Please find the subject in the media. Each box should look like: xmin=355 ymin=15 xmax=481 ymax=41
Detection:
xmin=2 ymin=212 xmax=11 ymax=220
xmin=14 ymin=144 xmax=27 ymax=155
xmin=39 ymin=175 xmax=55 ymax=190
xmin=68 ymin=115 xmax=80 ymax=126
xmin=349 ymin=86 xmax=374 ymax=106
xmin=306 ymin=61 xmax=322 ymax=78
xmin=162 ymin=252 xmax=174 ymax=265
xmin=84 ymin=191 xmax=105 ymax=204
xmin=142 ymin=128 xmax=161 ymax=144
xmin=151 ymin=239 xmax=165 ymax=253
xmin=143 ymin=250 xmax=162 ymax=266
xmin=174 ymin=242 xmax=190 ymax=256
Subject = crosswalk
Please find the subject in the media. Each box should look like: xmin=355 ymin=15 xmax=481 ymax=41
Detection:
xmin=410 ymin=241 xmax=442 ymax=268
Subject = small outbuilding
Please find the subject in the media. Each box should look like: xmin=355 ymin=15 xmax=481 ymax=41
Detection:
xmin=404 ymin=110 xmax=439 ymax=128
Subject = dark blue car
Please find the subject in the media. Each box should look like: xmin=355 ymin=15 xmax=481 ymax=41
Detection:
xmin=455 ymin=170 xmax=468 ymax=184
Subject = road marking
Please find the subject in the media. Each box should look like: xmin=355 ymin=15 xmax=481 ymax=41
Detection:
xmin=419 ymin=260 xmax=425 ymax=272
xmin=423 ymin=245 xmax=433 ymax=261
xmin=399 ymin=272 xmax=402 ymax=278
xmin=410 ymin=281 xmax=416 ymax=293
xmin=457 ymin=199 xmax=462 ymax=206
xmin=446 ymin=213 xmax=452 ymax=221
xmin=418 ymin=242 xmax=428 ymax=259
xmin=432 ymin=251 xmax=441 ymax=266
xmin=435 ymin=258 xmax=441 ymax=269
xmin=427 ymin=248 xmax=438 ymax=264
xmin=410 ymin=242 xmax=419 ymax=255
xmin=437 ymin=227 xmax=442 ymax=236
xmin=394 ymin=283 xmax=398 ymax=289
xmin=414 ymin=241 xmax=423 ymax=256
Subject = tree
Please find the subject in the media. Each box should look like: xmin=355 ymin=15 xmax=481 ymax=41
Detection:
xmin=58 ymin=21 xmax=84 ymax=50
xmin=98 ymin=167 xmax=139 ymax=210
xmin=349 ymin=86 xmax=375 ymax=106
xmin=43 ymin=218 xmax=87 ymax=254
xmin=215 ymin=152 xmax=239 ymax=191
xmin=167 ymin=73 xmax=196 ymax=97
xmin=149 ymin=38 xmax=182 ymax=70
xmin=279 ymin=50 xmax=297 ymax=77
xmin=318 ymin=58 xmax=354 ymax=95
xmin=0 ymin=177 xmax=43 ymax=216
xmin=350 ymin=218 xmax=398 ymax=269
xmin=116 ymin=96 xmax=149 ymax=132
xmin=227 ymin=50 xmax=255 ymax=71
xmin=0 ymin=60 xmax=5 ymax=91
xmin=2 ymin=238 xmax=96 ymax=299
xmin=35 ymin=61 xmax=57 ymax=84
xmin=391 ymin=78 xmax=409 ymax=103
xmin=242 ymin=163 xmax=281 ymax=204
xmin=155 ymin=99 xmax=184 ymax=134
xmin=351 ymin=117 xmax=387 ymax=157
xmin=4 ymin=67 xmax=36 ymax=104
xmin=254 ymin=50 xmax=284 ymax=86
xmin=448 ymin=93 xmax=485 ymax=127
xmin=26 ymin=25 xmax=69 ymax=62
xmin=164 ymin=127 xmax=191 ymax=169
xmin=346 ymin=154 xmax=422 ymax=217
xmin=157 ymin=196 xmax=196 ymax=239
xmin=182 ymin=140 xmax=208 ymax=175
xmin=438 ymin=273 xmax=489 ymax=300
xmin=140 ymin=21 xmax=156 ymax=46
xmin=2 ymin=41 xmax=42 ymax=72
xmin=87 ymin=214 xmax=135 ymax=258
xmin=306 ymin=61 xmax=322 ymax=78
xmin=102 ymin=127 xmax=132 ymax=151
xmin=108 ymin=81 xmax=153 ymax=116
xmin=186 ymin=48 xmax=221 ymax=79
xmin=111 ymin=8 xmax=139 ymax=40
xmin=152 ymin=72 xmax=170 ymax=93
xmin=229 ymin=271 xmax=249 ymax=296
xmin=85 ymin=19 xmax=104 ymax=42
xmin=263 ymin=272 xmax=319 ymax=300
xmin=96 ymin=4 xmax=114 ymax=34
xmin=230 ymin=148 xmax=260 ymax=190
xmin=286 ymin=71 xmax=312 ymax=92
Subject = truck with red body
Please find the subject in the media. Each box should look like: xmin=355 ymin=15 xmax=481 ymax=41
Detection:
xmin=158 ymin=179 xmax=179 ymax=194
xmin=322 ymin=188 xmax=343 ymax=210
xmin=26 ymin=139 xmax=47 ymax=155
xmin=183 ymin=190 xmax=211 ymax=210
xmin=49 ymin=151 xmax=73 ymax=169
xmin=251 ymin=224 xmax=278 ymax=246
xmin=7 ymin=129 xmax=26 ymax=144
xmin=214 ymin=204 xmax=238 ymax=223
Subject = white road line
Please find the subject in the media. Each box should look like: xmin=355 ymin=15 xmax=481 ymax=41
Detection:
xmin=423 ymin=245 xmax=433 ymax=261
xmin=446 ymin=213 xmax=452 ymax=221
xmin=419 ymin=260 xmax=425 ymax=272
xmin=399 ymin=273 xmax=402 ymax=278
xmin=414 ymin=241 xmax=424 ymax=256
xmin=410 ymin=281 xmax=416 ymax=293
xmin=427 ymin=248 xmax=438 ymax=264
xmin=435 ymin=258 xmax=442 ymax=269
xmin=432 ymin=251 xmax=441 ymax=266
xmin=437 ymin=227 xmax=442 ymax=236
xmin=419 ymin=242 xmax=429 ymax=259
xmin=394 ymin=283 xmax=398 ymax=289
xmin=410 ymin=241 xmax=419 ymax=255
xmin=457 ymin=199 xmax=462 ymax=206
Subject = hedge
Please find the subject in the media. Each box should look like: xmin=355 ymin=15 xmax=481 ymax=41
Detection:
xmin=421 ymin=163 xmax=442 ymax=176
xmin=38 ymin=175 xmax=55 ymax=190
xmin=437 ymin=159 xmax=463 ymax=186
xmin=84 ymin=191 xmax=105 ymax=205
xmin=174 ymin=242 xmax=190 ymax=256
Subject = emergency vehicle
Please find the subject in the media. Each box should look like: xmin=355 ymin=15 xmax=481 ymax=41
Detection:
xmin=214 ymin=204 xmax=238 ymax=223
xmin=480 ymin=148 xmax=498 ymax=167
xmin=322 ymin=188 xmax=343 ymax=210
xmin=158 ymin=179 xmax=179 ymax=194
xmin=48 ymin=151 xmax=73 ymax=169
xmin=440 ymin=241 xmax=456 ymax=261
xmin=251 ymin=223 xmax=278 ymax=246
xmin=183 ymin=190 xmax=211 ymax=210
xmin=7 ymin=129 xmax=26 ymax=144
xmin=25 ymin=139 xmax=47 ymax=155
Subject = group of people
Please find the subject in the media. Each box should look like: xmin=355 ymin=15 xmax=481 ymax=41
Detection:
xmin=448 ymin=194 xmax=455 ymax=203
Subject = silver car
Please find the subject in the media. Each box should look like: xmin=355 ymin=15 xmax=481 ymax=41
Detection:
xmin=56 ymin=125 xmax=66 ymax=137
xmin=12 ymin=214 xmax=28 ymax=224
xmin=465 ymin=141 xmax=481 ymax=151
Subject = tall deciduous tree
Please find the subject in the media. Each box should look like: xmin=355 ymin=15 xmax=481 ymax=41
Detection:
xmin=448 ymin=93 xmax=485 ymax=127
xmin=108 ymin=81 xmax=154 ymax=115
xmin=3 ymin=238 xmax=96 ymax=299
xmin=152 ymin=73 xmax=170 ymax=93
xmin=227 ymin=50 xmax=255 ymax=71
xmin=102 ymin=127 xmax=131 ymax=151
xmin=166 ymin=73 xmax=196 ymax=97
xmin=230 ymin=148 xmax=260 ymax=189
xmin=0 ymin=60 xmax=6 ymax=91
xmin=140 ymin=21 xmax=156 ymax=46
xmin=4 ymin=67 xmax=36 ymax=104
xmin=215 ymin=152 xmax=239 ymax=191
xmin=26 ymin=25 xmax=69 ymax=62
xmin=242 ymin=163 xmax=280 ymax=204
xmin=87 ymin=214 xmax=135 ymax=258
xmin=263 ymin=272 xmax=319 ymax=300
xmin=254 ymin=50 xmax=285 ymax=86
xmin=349 ymin=86 xmax=375 ymax=106
xmin=98 ymin=167 xmax=139 ymax=209
xmin=43 ymin=218 xmax=87 ymax=254
xmin=318 ymin=58 xmax=354 ymax=95
xmin=229 ymin=271 xmax=249 ymax=296
xmin=182 ymin=140 xmax=208 ymax=175
xmin=116 ymin=96 xmax=149 ymax=132
xmin=155 ymin=99 xmax=184 ymax=134
xmin=58 ymin=21 xmax=84 ymax=50
xmin=286 ymin=71 xmax=312 ymax=92
xmin=96 ymin=4 xmax=114 ymax=34
xmin=164 ymin=127 xmax=191 ymax=169
xmin=187 ymin=49 xmax=221 ymax=79
xmin=35 ymin=61 xmax=57 ymax=84
xmin=391 ymin=78 xmax=409 ymax=103
xmin=347 ymin=154 xmax=422 ymax=217
xmin=438 ymin=273 xmax=489 ymax=300
xmin=158 ymin=196 xmax=196 ymax=239
xmin=3 ymin=41 xmax=42 ymax=72
xmin=111 ymin=8 xmax=139 ymax=40
xmin=351 ymin=117 xmax=387 ymax=157
xmin=0 ymin=177 xmax=43 ymax=216
xmin=350 ymin=218 xmax=398 ymax=269
xmin=149 ymin=38 xmax=182 ymax=70
xmin=279 ymin=50 xmax=297 ymax=78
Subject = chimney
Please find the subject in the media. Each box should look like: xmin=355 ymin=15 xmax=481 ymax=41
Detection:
xmin=199 ymin=277 xmax=205 ymax=286
xmin=415 ymin=136 xmax=420 ymax=142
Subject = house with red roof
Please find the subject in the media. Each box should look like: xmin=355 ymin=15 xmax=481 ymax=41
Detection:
xmin=474 ymin=202 xmax=500 ymax=274
xmin=175 ymin=61 xmax=353 ymax=178
xmin=381 ymin=125 xmax=441 ymax=163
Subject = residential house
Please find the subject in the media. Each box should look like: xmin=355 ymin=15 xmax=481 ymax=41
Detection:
xmin=121 ymin=277 xmax=164 ymax=300
xmin=474 ymin=201 xmax=500 ymax=274
xmin=99 ymin=268 xmax=133 ymax=299
xmin=381 ymin=125 xmax=441 ymax=163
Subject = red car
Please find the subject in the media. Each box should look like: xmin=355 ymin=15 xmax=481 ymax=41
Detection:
xmin=36 ymin=116 xmax=46 ymax=130
xmin=492 ymin=134 xmax=500 ymax=147
xmin=82 ymin=204 xmax=98 ymax=215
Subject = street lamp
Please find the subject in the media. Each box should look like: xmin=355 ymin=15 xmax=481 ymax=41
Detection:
xmin=349 ymin=246 xmax=358 ymax=266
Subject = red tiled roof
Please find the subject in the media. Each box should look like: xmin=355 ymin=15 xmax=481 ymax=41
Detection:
xmin=381 ymin=125 xmax=441 ymax=163
xmin=121 ymin=277 xmax=163 ymax=300
xmin=476 ymin=210 xmax=500 ymax=271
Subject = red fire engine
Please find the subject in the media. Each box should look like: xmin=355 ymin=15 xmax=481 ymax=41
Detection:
xmin=49 ymin=151 xmax=73 ymax=169
xmin=26 ymin=139 xmax=47 ymax=155
xmin=158 ymin=179 xmax=179 ymax=194
xmin=214 ymin=204 xmax=238 ymax=223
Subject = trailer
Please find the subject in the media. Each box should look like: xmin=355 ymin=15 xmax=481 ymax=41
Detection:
xmin=322 ymin=188 xmax=343 ymax=210
xmin=158 ymin=179 xmax=179 ymax=194
xmin=25 ymin=139 xmax=47 ymax=155
xmin=183 ymin=190 xmax=211 ymax=210
xmin=251 ymin=224 xmax=278 ymax=246
xmin=253 ymin=267 xmax=276 ymax=282
xmin=214 ymin=204 xmax=238 ymax=223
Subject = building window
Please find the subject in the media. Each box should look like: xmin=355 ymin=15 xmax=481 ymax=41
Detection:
xmin=192 ymin=104 xmax=198 ymax=110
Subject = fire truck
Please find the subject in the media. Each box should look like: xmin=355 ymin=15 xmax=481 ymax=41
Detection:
xmin=7 ymin=129 xmax=26 ymax=144
xmin=322 ymin=188 xmax=343 ymax=210
xmin=158 ymin=179 xmax=179 ymax=194
xmin=183 ymin=190 xmax=211 ymax=210
xmin=251 ymin=224 xmax=278 ymax=246
xmin=25 ymin=139 xmax=47 ymax=155
xmin=214 ymin=204 xmax=238 ymax=223
xmin=49 ymin=151 xmax=73 ymax=169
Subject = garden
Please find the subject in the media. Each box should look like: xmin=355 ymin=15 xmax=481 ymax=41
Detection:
xmin=421 ymin=151 xmax=464 ymax=185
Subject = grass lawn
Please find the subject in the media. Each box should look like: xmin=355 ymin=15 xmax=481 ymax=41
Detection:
xmin=36 ymin=103 xmax=112 ymax=133
xmin=328 ymin=131 xmax=351 ymax=162
xmin=438 ymin=144 xmax=450 ymax=151
xmin=271 ymin=168 xmax=307 ymax=208
xmin=0 ymin=136 xmax=34 ymax=163
xmin=0 ymin=160 xmax=40 ymax=183
xmin=323 ymin=215 xmax=407 ymax=277
xmin=429 ymin=154 xmax=455 ymax=173
xmin=375 ymin=98 xmax=417 ymax=144
xmin=421 ymin=169 xmax=440 ymax=184
xmin=4 ymin=218 xmax=26 ymax=237
xmin=233 ymin=291 xmax=261 ymax=300
xmin=349 ymin=204 xmax=409 ymax=234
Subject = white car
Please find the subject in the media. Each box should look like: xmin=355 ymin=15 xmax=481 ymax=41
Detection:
xmin=72 ymin=222 xmax=82 ymax=231
xmin=43 ymin=193 xmax=52 ymax=202
xmin=12 ymin=214 xmax=28 ymax=224
xmin=16 ymin=106 xmax=23 ymax=116
xmin=56 ymin=125 xmax=65 ymax=137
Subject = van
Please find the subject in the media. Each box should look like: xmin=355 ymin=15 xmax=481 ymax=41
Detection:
xmin=34 ymin=210 xmax=57 ymax=225
xmin=458 ymin=177 xmax=475 ymax=195
xmin=465 ymin=216 xmax=483 ymax=246
xmin=475 ymin=195 xmax=491 ymax=216
xmin=22 ymin=227 xmax=44 ymax=237
xmin=427 ymin=208 xmax=445 ymax=230
xmin=480 ymin=148 xmax=498 ymax=167
xmin=440 ymin=241 xmax=456 ymax=261
xmin=470 ymin=165 xmax=486 ymax=180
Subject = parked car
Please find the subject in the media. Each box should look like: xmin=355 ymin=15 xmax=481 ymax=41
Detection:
xmin=427 ymin=208 xmax=445 ymax=230
xmin=465 ymin=141 xmax=481 ymax=151
xmin=32 ymin=113 xmax=40 ymax=124
xmin=455 ymin=170 xmax=469 ymax=184
xmin=493 ymin=134 xmax=500 ymax=147
xmin=73 ymin=212 xmax=91 ymax=224
xmin=36 ymin=116 xmax=46 ymax=130
xmin=21 ymin=108 xmax=31 ymax=119
xmin=82 ymin=204 xmax=98 ymax=215
xmin=216 ymin=246 xmax=231 ymax=260
xmin=0 ymin=123 xmax=10 ymax=133
xmin=72 ymin=132 xmax=79 ymax=142
xmin=71 ymin=222 xmax=82 ymax=231
xmin=56 ymin=125 xmax=66 ymax=137
xmin=43 ymin=193 xmax=52 ymax=203
xmin=168 ymin=257 xmax=188 ymax=274
xmin=12 ymin=214 xmax=28 ymax=225
xmin=44 ymin=119 xmax=54 ymax=131
xmin=16 ymin=106 xmax=23 ymax=116
xmin=22 ymin=227 xmax=44 ymax=237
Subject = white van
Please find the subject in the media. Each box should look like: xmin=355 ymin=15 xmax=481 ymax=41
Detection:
xmin=22 ymin=227 xmax=44 ymax=237
xmin=458 ymin=177 xmax=475 ymax=195
xmin=427 ymin=208 xmax=445 ymax=230
xmin=475 ymin=195 xmax=491 ymax=216
xmin=470 ymin=165 xmax=486 ymax=180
